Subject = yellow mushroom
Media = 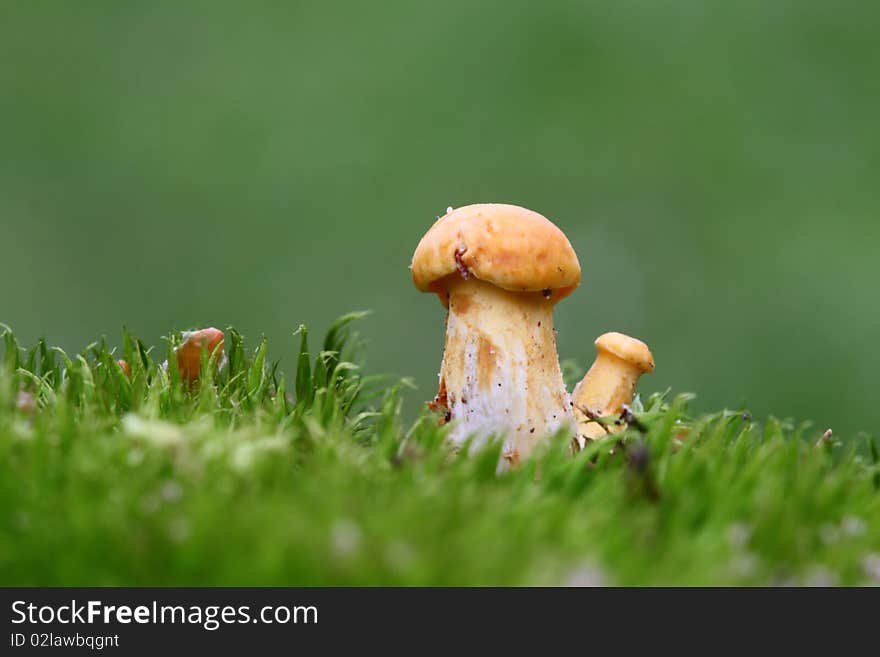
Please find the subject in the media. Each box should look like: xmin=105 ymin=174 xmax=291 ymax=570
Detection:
xmin=411 ymin=204 xmax=581 ymax=466
xmin=572 ymin=332 xmax=654 ymax=447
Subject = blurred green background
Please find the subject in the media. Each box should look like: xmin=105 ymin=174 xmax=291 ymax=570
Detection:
xmin=1 ymin=1 xmax=877 ymax=437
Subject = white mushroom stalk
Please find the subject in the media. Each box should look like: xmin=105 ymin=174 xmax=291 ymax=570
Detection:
xmin=411 ymin=204 xmax=582 ymax=467
xmin=572 ymin=332 xmax=654 ymax=447
xmin=438 ymin=275 xmax=571 ymax=465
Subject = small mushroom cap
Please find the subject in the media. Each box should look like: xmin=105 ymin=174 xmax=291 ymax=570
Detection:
xmin=411 ymin=204 xmax=581 ymax=304
xmin=176 ymin=328 xmax=225 ymax=383
xmin=117 ymin=359 xmax=131 ymax=379
xmin=595 ymin=332 xmax=655 ymax=373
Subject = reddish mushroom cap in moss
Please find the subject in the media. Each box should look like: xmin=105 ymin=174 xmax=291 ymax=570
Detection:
xmin=117 ymin=359 xmax=131 ymax=380
xmin=175 ymin=328 xmax=224 ymax=384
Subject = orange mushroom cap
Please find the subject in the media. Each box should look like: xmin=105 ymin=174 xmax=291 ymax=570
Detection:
xmin=411 ymin=204 xmax=581 ymax=306
xmin=176 ymin=328 xmax=224 ymax=384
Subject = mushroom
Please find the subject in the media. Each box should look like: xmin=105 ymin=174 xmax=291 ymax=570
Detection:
xmin=175 ymin=328 xmax=224 ymax=384
xmin=117 ymin=359 xmax=131 ymax=380
xmin=572 ymin=332 xmax=654 ymax=447
xmin=411 ymin=204 xmax=581 ymax=465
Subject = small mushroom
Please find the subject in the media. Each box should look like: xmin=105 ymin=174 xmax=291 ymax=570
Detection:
xmin=411 ymin=204 xmax=581 ymax=465
xmin=117 ymin=359 xmax=131 ymax=379
xmin=175 ymin=328 xmax=224 ymax=384
xmin=572 ymin=332 xmax=654 ymax=446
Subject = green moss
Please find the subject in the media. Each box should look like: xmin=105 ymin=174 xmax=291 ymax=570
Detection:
xmin=0 ymin=318 xmax=877 ymax=585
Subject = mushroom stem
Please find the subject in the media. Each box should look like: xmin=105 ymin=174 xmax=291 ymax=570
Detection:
xmin=436 ymin=276 xmax=573 ymax=466
xmin=572 ymin=332 xmax=654 ymax=446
